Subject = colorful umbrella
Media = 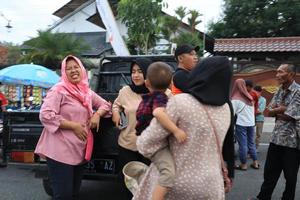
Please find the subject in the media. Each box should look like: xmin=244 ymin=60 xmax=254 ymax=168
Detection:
xmin=0 ymin=64 xmax=60 ymax=88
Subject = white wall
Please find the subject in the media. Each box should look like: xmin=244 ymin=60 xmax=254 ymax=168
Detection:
xmin=52 ymin=1 xmax=105 ymax=33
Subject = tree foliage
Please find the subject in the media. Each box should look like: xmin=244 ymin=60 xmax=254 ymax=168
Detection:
xmin=4 ymin=43 xmax=22 ymax=66
xmin=208 ymin=0 xmax=300 ymax=38
xmin=160 ymin=7 xmax=203 ymax=54
xmin=117 ymin=0 xmax=165 ymax=54
xmin=19 ymin=30 xmax=90 ymax=69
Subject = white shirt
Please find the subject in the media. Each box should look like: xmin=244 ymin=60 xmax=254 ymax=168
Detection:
xmin=231 ymin=99 xmax=255 ymax=126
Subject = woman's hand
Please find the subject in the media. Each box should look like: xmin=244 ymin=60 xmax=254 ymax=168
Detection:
xmin=72 ymin=122 xmax=88 ymax=141
xmin=112 ymin=111 xmax=121 ymax=127
xmin=89 ymin=113 xmax=100 ymax=131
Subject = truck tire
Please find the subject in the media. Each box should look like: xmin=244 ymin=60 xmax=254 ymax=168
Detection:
xmin=42 ymin=178 xmax=53 ymax=196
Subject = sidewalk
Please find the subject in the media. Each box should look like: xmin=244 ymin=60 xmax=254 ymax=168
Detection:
xmin=260 ymin=117 xmax=275 ymax=145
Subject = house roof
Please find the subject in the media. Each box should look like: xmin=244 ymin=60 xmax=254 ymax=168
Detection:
xmin=52 ymin=0 xmax=214 ymax=53
xmin=214 ymin=37 xmax=300 ymax=53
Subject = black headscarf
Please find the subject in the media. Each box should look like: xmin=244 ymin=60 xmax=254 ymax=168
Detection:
xmin=188 ymin=56 xmax=235 ymax=178
xmin=129 ymin=58 xmax=152 ymax=94
xmin=188 ymin=56 xmax=233 ymax=106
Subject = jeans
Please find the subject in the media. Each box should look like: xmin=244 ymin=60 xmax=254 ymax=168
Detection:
xmin=47 ymin=157 xmax=85 ymax=200
xmin=257 ymin=143 xmax=300 ymax=200
xmin=235 ymin=125 xmax=257 ymax=164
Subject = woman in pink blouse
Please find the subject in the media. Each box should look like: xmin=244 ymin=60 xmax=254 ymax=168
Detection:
xmin=35 ymin=55 xmax=111 ymax=200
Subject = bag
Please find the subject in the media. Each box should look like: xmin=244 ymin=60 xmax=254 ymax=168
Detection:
xmin=122 ymin=161 xmax=149 ymax=195
xmin=202 ymin=105 xmax=233 ymax=193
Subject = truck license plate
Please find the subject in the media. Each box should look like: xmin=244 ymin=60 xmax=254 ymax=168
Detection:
xmin=85 ymin=159 xmax=115 ymax=174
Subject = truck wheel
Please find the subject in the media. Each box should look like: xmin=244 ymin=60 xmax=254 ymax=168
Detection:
xmin=42 ymin=178 xmax=53 ymax=196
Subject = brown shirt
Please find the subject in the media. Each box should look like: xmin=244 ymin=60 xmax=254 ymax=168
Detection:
xmin=113 ymin=86 xmax=142 ymax=151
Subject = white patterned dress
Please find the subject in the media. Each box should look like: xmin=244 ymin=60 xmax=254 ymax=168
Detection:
xmin=134 ymin=93 xmax=231 ymax=200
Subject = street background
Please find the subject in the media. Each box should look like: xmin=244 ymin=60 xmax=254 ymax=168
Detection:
xmin=0 ymin=117 xmax=299 ymax=200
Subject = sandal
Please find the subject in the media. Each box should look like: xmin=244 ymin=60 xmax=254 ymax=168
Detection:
xmin=235 ymin=164 xmax=247 ymax=171
xmin=250 ymin=163 xmax=260 ymax=169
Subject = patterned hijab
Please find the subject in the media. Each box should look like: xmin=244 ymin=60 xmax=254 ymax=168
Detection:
xmin=231 ymin=79 xmax=253 ymax=106
xmin=129 ymin=58 xmax=152 ymax=94
xmin=53 ymin=55 xmax=93 ymax=115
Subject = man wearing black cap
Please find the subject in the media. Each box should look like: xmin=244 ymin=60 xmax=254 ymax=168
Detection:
xmin=171 ymin=44 xmax=199 ymax=95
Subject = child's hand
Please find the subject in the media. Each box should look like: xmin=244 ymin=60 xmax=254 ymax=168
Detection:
xmin=173 ymin=129 xmax=187 ymax=143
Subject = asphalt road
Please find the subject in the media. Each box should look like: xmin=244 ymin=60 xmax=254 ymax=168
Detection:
xmin=0 ymin=118 xmax=299 ymax=200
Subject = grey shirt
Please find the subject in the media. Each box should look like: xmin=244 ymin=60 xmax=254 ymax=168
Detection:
xmin=270 ymin=81 xmax=300 ymax=149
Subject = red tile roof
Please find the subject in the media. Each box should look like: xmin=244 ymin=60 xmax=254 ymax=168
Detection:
xmin=214 ymin=37 xmax=300 ymax=52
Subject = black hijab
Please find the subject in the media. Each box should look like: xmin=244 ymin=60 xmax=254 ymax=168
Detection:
xmin=188 ymin=56 xmax=233 ymax=106
xmin=129 ymin=58 xmax=152 ymax=94
xmin=188 ymin=56 xmax=235 ymax=178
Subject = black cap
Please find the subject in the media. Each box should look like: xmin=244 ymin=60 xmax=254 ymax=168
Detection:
xmin=174 ymin=44 xmax=200 ymax=61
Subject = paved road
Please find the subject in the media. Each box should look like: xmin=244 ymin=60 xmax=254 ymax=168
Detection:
xmin=0 ymin=117 xmax=299 ymax=200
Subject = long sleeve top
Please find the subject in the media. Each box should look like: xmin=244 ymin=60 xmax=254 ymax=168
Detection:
xmin=112 ymin=86 xmax=142 ymax=151
xmin=134 ymin=94 xmax=231 ymax=200
xmin=34 ymin=89 xmax=111 ymax=165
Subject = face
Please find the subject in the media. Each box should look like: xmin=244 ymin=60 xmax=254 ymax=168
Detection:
xmin=276 ymin=64 xmax=294 ymax=85
xmin=65 ymin=59 xmax=82 ymax=84
xmin=131 ymin=64 xmax=145 ymax=86
xmin=178 ymin=50 xmax=199 ymax=71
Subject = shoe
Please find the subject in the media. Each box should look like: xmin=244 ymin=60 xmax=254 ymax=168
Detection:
xmin=235 ymin=164 xmax=247 ymax=171
xmin=250 ymin=163 xmax=260 ymax=169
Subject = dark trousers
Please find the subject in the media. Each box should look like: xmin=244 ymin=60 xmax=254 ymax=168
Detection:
xmin=118 ymin=145 xmax=150 ymax=200
xmin=257 ymin=143 xmax=300 ymax=200
xmin=47 ymin=157 xmax=85 ymax=200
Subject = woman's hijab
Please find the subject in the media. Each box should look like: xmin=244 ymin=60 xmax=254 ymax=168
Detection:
xmin=231 ymin=79 xmax=253 ymax=106
xmin=188 ymin=56 xmax=233 ymax=106
xmin=129 ymin=58 xmax=152 ymax=94
xmin=54 ymin=55 xmax=93 ymax=115
xmin=188 ymin=56 xmax=235 ymax=178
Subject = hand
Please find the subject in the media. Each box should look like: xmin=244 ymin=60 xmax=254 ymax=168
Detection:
xmin=173 ymin=128 xmax=187 ymax=143
xmin=112 ymin=111 xmax=121 ymax=127
xmin=73 ymin=122 xmax=88 ymax=141
xmin=89 ymin=113 xmax=100 ymax=132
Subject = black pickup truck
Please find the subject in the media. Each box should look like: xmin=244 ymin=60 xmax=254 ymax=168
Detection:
xmin=1 ymin=55 xmax=176 ymax=196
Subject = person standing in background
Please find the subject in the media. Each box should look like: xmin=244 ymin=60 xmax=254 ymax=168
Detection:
xmin=251 ymin=64 xmax=300 ymax=200
xmin=253 ymin=85 xmax=266 ymax=151
xmin=231 ymin=79 xmax=259 ymax=170
xmin=171 ymin=44 xmax=199 ymax=95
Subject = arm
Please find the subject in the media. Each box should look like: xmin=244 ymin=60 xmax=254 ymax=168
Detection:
xmin=89 ymin=91 xmax=112 ymax=131
xmin=112 ymin=88 xmax=124 ymax=127
xmin=39 ymin=89 xmax=88 ymax=141
xmin=137 ymin=97 xmax=179 ymax=158
xmin=153 ymin=107 xmax=187 ymax=143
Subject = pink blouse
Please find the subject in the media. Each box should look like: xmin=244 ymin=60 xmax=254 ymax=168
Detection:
xmin=34 ymin=89 xmax=111 ymax=165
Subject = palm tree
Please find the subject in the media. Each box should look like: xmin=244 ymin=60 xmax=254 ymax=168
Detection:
xmin=19 ymin=30 xmax=90 ymax=69
xmin=175 ymin=6 xmax=187 ymax=22
xmin=188 ymin=10 xmax=202 ymax=33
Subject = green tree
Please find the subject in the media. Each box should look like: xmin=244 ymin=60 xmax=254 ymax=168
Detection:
xmin=208 ymin=0 xmax=300 ymax=38
xmin=160 ymin=6 xmax=203 ymax=55
xmin=4 ymin=43 xmax=22 ymax=65
xmin=187 ymin=10 xmax=202 ymax=33
xmin=117 ymin=0 xmax=165 ymax=54
xmin=19 ymin=30 xmax=90 ymax=69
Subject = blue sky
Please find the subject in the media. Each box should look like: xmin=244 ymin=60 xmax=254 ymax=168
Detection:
xmin=0 ymin=0 xmax=223 ymax=45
